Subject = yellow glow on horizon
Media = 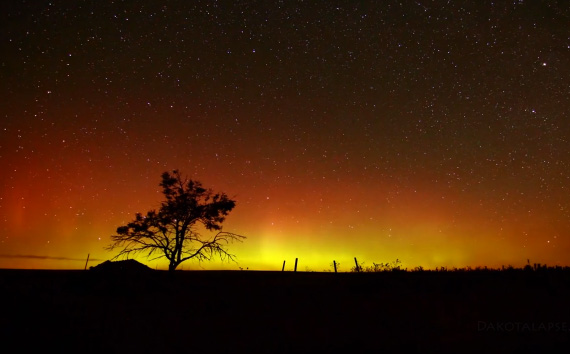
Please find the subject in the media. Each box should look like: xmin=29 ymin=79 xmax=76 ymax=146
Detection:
xmin=1 ymin=186 xmax=566 ymax=271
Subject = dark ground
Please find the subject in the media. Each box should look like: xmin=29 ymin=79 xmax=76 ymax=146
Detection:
xmin=1 ymin=269 xmax=569 ymax=353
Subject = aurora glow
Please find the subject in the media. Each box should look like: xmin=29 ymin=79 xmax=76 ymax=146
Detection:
xmin=1 ymin=1 xmax=568 ymax=270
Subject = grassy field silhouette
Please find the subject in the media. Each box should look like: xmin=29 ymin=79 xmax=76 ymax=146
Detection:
xmin=2 ymin=265 xmax=569 ymax=353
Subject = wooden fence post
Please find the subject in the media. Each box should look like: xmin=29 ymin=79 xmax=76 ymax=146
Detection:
xmin=294 ymin=258 xmax=298 ymax=272
xmin=333 ymin=260 xmax=337 ymax=273
xmin=282 ymin=260 xmax=286 ymax=271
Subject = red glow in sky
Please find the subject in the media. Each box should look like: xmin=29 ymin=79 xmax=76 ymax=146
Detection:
xmin=1 ymin=1 xmax=568 ymax=270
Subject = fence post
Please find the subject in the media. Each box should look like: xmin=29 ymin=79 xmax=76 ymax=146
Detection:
xmin=354 ymin=257 xmax=360 ymax=272
xmin=282 ymin=260 xmax=286 ymax=272
xmin=333 ymin=260 xmax=337 ymax=273
xmin=294 ymin=258 xmax=298 ymax=272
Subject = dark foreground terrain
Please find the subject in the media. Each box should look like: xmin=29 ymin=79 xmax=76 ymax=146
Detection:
xmin=1 ymin=268 xmax=569 ymax=353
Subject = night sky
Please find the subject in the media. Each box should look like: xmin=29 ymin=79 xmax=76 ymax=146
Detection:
xmin=1 ymin=1 xmax=568 ymax=270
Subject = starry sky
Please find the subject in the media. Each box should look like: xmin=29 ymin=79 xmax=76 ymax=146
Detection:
xmin=1 ymin=0 xmax=568 ymax=270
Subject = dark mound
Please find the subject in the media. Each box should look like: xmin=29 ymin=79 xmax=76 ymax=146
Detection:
xmin=89 ymin=259 xmax=152 ymax=273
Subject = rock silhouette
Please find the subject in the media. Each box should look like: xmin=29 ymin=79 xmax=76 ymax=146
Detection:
xmin=89 ymin=259 xmax=152 ymax=273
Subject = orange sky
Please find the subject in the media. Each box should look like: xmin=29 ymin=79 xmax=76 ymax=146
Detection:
xmin=1 ymin=161 xmax=566 ymax=270
xmin=1 ymin=1 xmax=568 ymax=270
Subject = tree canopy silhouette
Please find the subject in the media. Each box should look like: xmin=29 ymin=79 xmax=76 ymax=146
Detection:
xmin=106 ymin=170 xmax=245 ymax=272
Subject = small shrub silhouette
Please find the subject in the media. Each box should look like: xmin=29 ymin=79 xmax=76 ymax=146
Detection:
xmin=350 ymin=259 xmax=403 ymax=272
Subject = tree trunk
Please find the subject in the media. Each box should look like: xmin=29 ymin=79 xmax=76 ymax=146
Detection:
xmin=168 ymin=262 xmax=178 ymax=273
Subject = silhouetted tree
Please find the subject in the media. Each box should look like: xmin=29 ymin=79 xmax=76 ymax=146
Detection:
xmin=106 ymin=170 xmax=245 ymax=272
